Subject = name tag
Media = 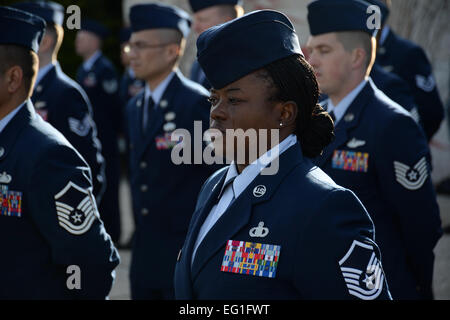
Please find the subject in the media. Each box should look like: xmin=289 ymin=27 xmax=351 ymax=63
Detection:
xmin=332 ymin=150 xmax=369 ymax=172
xmin=1 ymin=185 xmax=22 ymax=218
xmin=221 ymin=240 xmax=281 ymax=279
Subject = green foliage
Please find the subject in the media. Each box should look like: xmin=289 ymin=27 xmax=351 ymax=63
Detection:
xmin=1 ymin=0 xmax=124 ymax=78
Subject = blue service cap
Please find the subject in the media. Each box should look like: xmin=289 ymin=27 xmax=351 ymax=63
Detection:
xmin=189 ymin=0 xmax=242 ymax=13
xmin=12 ymin=1 xmax=64 ymax=26
xmin=0 ymin=6 xmax=46 ymax=53
xmin=129 ymin=3 xmax=191 ymax=38
xmin=197 ymin=9 xmax=303 ymax=89
xmin=80 ymin=18 xmax=109 ymax=40
xmin=119 ymin=27 xmax=131 ymax=44
xmin=307 ymin=0 xmax=376 ymax=36
xmin=365 ymin=0 xmax=389 ymax=25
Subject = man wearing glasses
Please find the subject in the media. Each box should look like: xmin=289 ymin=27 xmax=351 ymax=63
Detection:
xmin=125 ymin=3 xmax=219 ymax=300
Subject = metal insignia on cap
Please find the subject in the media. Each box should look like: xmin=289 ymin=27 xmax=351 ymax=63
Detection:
xmin=163 ymin=122 xmax=176 ymax=132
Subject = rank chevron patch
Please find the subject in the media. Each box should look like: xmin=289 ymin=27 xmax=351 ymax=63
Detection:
xmin=68 ymin=114 xmax=91 ymax=137
xmin=393 ymin=157 xmax=428 ymax=190
xmin=54 ymin=181 xmax=98 ymax=235
xmin=339 ymin=240 xmax=385 ymax=300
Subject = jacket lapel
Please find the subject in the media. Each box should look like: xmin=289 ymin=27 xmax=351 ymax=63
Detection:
xmin=315 ymin=81 xmax=372 ymax=167
xmin=31 ymin=65 xmax=56 ymax=104
xmin=0 ymin=100 xmax=35 ymax=162
xmin=137 ymin=72 xmax=183 ymax=160
xmin=178 ymin=169 xmax=227 ymax=294
xmin=190 ymin=142 xmax=304 ymax=281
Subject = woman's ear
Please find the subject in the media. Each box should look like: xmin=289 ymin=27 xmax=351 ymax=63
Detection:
xmin=279 ymin=100 xmax=298 ymax=128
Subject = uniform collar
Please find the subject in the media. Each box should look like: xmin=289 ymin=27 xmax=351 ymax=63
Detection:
xmin=127 ymin=67 xmax=136 ymax=78
xmin=35 ymin=62 xmax=56 ymax=86
xmin=0 ymin=101 xmax=27 ymax=134
xmin=144 ymin=70 xmax=176 ymax=106
xmin=379 ymin=25 xmax=390 ymax=46
xmin=327 ymin=78 xmax=368 ymax=125
xmin=83 ymin=50 xmax=102 ymax=72
xmin=222 ymin=134 xmax=298 ymax=199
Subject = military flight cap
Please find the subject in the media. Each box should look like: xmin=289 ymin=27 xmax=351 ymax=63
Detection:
xmin=0 ymin=6 xmax=46 ymax=53
xmin=12 ymin=1 xmax=65 ymax=26
xmin=188 ymin=0 xmax=242 ymax=13
xmin=80 ymin=18 xmax=109 ymax=40
xmin=119 ymin=27 xmax=132 ymax=45
xmin=196 ymin=9 xmax=303 ymax=89
xmin=129 ymin=3 xmax=191 ymax=38
xmin=307 ymin=0 xmax=376 ymax=36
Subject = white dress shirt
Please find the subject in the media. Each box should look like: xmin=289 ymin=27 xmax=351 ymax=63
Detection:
xmin=326 ymin=79 xmax=367 ymax=125
xmin=191 ymin=134 xmax=298 ymax=265
xmin=142 ymin=71 xmax=175 ymax=130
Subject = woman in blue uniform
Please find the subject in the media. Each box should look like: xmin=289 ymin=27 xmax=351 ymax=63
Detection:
xmin=173 ymin=9 xmax=392 ymax=300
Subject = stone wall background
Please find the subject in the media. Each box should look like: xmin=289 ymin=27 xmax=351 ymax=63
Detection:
xmin=122 ymin=0 xmax=450 ymax=182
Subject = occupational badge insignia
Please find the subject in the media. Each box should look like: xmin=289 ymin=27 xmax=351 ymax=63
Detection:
xmin=346 ymin=138 xmax=366 ymax=149
xmin=249 ymin=221 xmax=269 ymax=238
xmin=0 ymin=172 xmax=12 ymax=184
xmin=68 ymin=114 xmax=91 ymax=137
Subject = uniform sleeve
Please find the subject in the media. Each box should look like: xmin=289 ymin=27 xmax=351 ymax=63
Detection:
xmin=54 ymin=88 xmax=106 ymax=203
xmin=293 ymin=189 xmax=392 ymax=300
xmin=407 ymin=46 xmax=444 ymax=140
xmin=27 ymin=143 xmax=120 ymax=299
xmin=375 ymin=113 xmax=442 ymax=298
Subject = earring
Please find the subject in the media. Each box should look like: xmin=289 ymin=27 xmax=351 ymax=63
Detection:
xmin=279 ymin=122 xmax=283 ymax=127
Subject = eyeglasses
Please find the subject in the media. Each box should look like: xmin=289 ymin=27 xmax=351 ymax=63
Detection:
xmin=124 ymin=41 xmax=174 ymax=53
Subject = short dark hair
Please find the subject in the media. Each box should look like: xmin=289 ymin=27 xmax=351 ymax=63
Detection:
xmin=216 ymin=4 xmax=244 ymax=20
xmin=45 ymin=23 xmax=64 ymax=57
xmin=335 ymin=31 xmax=374 ymax=70
xmin=0 ymin=44 xmax=38 ymax=97
xmin=260 ymin=54 xmax=334 ymax=158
